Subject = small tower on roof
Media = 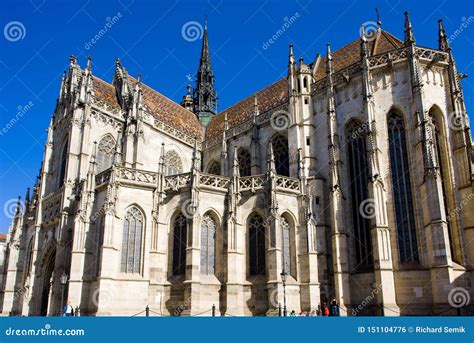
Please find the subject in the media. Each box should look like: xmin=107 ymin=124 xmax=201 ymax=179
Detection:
xmin=193 ymin=17 xmax=218 ymax=127
xmin=181 ymin=75 xmax=194 ymax=112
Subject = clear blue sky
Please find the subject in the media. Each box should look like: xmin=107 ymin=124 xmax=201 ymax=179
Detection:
xmin=0 ymin=0 xmax=473 ymax=232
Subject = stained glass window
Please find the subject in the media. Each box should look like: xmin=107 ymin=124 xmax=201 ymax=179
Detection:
xmin=164 ymin=150 xmax=183 ymax=176
xmin=172 ymin=214 xmax=187 ymax=275
xmin=238 ymin=148 xmax=251 ymax=177
xmin=121 ymin=206 xmax=144 ymax=274
xmin=272 ymin=135 xmax=289 ymax=176
xmin=200 ymin=213 xmax=216 ymax=275
xmin=207 ymin=160 xmax=221 ymax=175
xmin=281 ymin=216 xmax=292 ymax=275
xmin=96 ymin=135 xmax=115 ymax=173
xmin=248 ymin=214 xmax=266 ymax=276
xmin=430 ymin=112 xmax=458 ymax=263
xmin=347 ymin=123 xmax=373 ymax=269
xmin=388 ymin=113 xmax=418 ymax=263
xmin=58 ymin=141 xmax=68 ymax=188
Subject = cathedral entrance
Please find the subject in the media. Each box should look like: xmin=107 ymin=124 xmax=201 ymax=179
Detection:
xmin=39 ymin=249 xmax=56 ymax=316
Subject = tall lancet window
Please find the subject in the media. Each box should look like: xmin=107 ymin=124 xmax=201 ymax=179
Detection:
xmin=387 ymin=113 xmax=418 ymax=264
xmin=96 ymin=135 xmax=115 ymax=173
xmin=58 ymin=140 xmax=68 ymax=188
xmin=172 ymin=213 xmax=187 ymax=275
xmin=164 ymin=150 xmax=183 ymax=176
xmin=207 ymin=160 xmax=221 ymax=175
xmin=281 ymin=216 xmax=292 ymax=276
xmin=248 ymin=213 xmax=266 ymax=276
xmin=430 ymin=111 xmax=460 ymax=263
xmin=347 ymin=123 xmax=373 ymax=269
xmin=238 ymin=148 xmax=251 ymax=176
xmin=121 ymin=206 xmax=144 ymax=274
xmin=200 ymin=213 xmax=216 ymax=275
xmin=271 ymin=135 xmax=289 ymax=176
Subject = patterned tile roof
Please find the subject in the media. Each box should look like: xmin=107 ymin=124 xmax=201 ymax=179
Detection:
xmin=91 ymin=74 xmax=202 ymax=141
xmin=128 ymin=76 xmax=203 ymax=139
xmin=205 ymin=30 xmax=403 ymax=142
xmin=92 ymin=76 xmax=121 ymax=112
xmin=205 ymin=78 xmax=288 ymax=141
xmin=314 ymin=30 xmax=403 ymax=80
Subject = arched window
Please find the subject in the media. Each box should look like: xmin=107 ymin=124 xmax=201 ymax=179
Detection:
xmin=248 ymin=213 xmax=266 ymax=276
xmin=23 ymin=237 xmax=34 ymax=281
xmin=200 ymin=213 xmax=216 ymax=275
xmin=271 ymin=135 xmax=289 ymax=176
xmin=429 ymin=111 xmax=459 ymax=263
xmin=347 ymin=123 xmax=373 ymax=269
xmin=58 ymin=140 xmax=68 ymax=188
xmin=96 ymin=135 xmax=115 ymax=173
xmin=238 ymin=148 xmax=251 ymax=176
xmin=281 ymin=216 xmax=292 ymax=276
xmin=388 ymin=113 xmax=418 ymax=264
xmin=172 ymin=213 xmax=187 ymax=275
xmin=207 ymin=160 xmax=221 ymax=175
xmin=164 ymin=150 xmax=183 ymax=176
xmin=121 ymin=206 xmax=144 ymax=274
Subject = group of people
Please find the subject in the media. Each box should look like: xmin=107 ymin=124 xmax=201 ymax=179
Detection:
xmin=288 ymin=299 xmax=340 ymax=317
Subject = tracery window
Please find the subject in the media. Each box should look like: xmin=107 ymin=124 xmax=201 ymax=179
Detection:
xmin=248 ymin=213 xmax=266 ymax=276
xmin=200 ymin=213 xmax=216 ymax=275
xmin=281 ymin=216 xmax=292 ymax=276
xmin=58 ymin=140 xmax=68 ymax=188
xmin=164 ymin=150 xmax=183 ymax=176
xmin=387 ymin=113 xmax=418 ymax=264
xmin=96 ymin=135 xmax=115 ymax=173
xmin=172 ymin=214 xmax=187 ymax=275
xmin=271 ymin=135 xmax=289 ymax=176
xmin=238 ymin=149 xmax=251 ymax=177
xmin=207 ymin=160 xmax=221 ymax=175
xmin=120 ymin=206 xmax=144 ymax=274
xmin=23 ymin=237 xmax=34 ymax=281
xmin=430 ymin=112 xmax=459 ymax=263
xmin=347 ymin=123 xmax=373 ymax=269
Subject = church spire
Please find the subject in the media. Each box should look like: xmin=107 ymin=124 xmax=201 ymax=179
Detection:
xmin=404 ymin=11 xmax=415 ymax=45
xmin=438 ymin=19 xmax=450 ymax=52
xmin=193 ymin=17 xmax=217 ymax=127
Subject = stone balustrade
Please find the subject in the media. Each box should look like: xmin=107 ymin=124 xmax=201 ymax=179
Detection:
xmin=94 ymin=167 xmax=302 ymax=195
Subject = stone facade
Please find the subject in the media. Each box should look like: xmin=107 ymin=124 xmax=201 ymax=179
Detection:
xmin=1 ymin=15 xmax=473 ymax=316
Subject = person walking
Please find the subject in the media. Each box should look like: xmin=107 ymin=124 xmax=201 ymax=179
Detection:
xmin=329 ymin=299 xmax=340 ymax=316
xmin=322 ymin=302 xmax=329 ymax=317
xmin=63 ymin=301 xmax=74 ymax=317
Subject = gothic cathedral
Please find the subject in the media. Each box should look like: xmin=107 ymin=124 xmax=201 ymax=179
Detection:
xmin=1 ymin=14 xmax=473 ymax=316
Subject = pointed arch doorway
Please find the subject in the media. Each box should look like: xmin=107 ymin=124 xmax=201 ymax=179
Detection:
xmin=40 ymin=248 xmax=56 ymax=316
